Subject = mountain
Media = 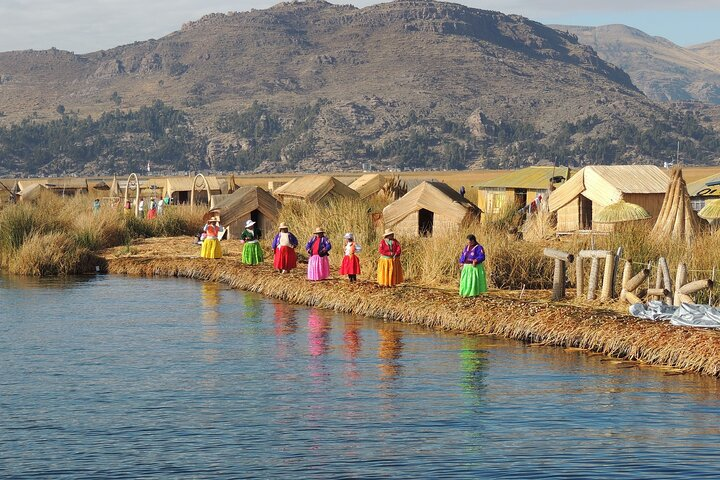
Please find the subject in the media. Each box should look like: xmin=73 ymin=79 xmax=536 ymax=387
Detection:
xmin=690 ymin=39 xmax=720 ymax=66
xmin=553 ymin=24 xmax=720 ymax=104
xmin=0 ymin=1 xmax=718 ymax=175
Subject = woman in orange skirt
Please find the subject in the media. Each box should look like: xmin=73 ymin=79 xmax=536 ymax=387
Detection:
xmin=377 ymin=229 xmax=403 ymax=287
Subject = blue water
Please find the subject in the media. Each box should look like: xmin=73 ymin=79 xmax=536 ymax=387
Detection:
xmin=2 ymin=274 xmax=720 ymax=479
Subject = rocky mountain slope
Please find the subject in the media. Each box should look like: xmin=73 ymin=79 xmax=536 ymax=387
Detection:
xmin=0 ymin=1 xmax=718 ymax=175
xmin=554 ymin=24 xmax=720 ymax=104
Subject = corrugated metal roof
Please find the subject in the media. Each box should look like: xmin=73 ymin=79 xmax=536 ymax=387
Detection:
xmin=474 ymin=166 xmax=573 ymax=189
xmin=687 ymin=172 xmax=720 ymax=197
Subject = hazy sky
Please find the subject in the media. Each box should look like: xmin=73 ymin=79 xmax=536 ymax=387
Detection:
xmin=1 ymin=0 xmax=719 ymax=54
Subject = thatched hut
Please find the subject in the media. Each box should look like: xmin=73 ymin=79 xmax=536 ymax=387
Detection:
xmin=41 ymin=178 xmax=88 ymax=197
xmin=165 ymin=176 xmax=228 ymax=204
xmin=273 ymin=175 xmax=358 ymax=203
xmin=17 ymin=183 xmax=46 ymax=202
xmin=349 ymin=174 xmax=388 ymax=200
xmin=687 ymin=172 xmax=720 ymax=212
xmin=549 ymin=165 xmax=668 ymax=233
xmin=209 ymin=186 xmax=281 ymax=239
xmin=382 ymin=181 xmax=481 ymax=237
xmin=474 ymin=166 xmax=573 ymax=216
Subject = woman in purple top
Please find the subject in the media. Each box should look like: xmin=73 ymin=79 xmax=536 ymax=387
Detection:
xmin=306 ymin=227 xmax=332 ymax=281
xmin=459 ymin=234 xmax=487 ymax=297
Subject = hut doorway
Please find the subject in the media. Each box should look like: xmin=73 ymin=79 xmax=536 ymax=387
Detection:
xmin=579 ymin=196 xmax=593 ymax=230
xmin=419 ymin=209 xmax=434 ymax=236
xmin=177 ymin=191 xmax=190 ymax=204
xmin=514 ymin=189 xmax=527 ymax=208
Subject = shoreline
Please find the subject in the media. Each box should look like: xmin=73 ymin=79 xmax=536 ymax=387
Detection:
xmin=105 ymin=254 xmax=720 ymax=377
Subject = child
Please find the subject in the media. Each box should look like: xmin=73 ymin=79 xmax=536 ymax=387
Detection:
xmin=339 ymin=233 xmax=361 ymax=282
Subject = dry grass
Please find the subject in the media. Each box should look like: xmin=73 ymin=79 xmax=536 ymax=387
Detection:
xmin=106 ymin=255 xmax=720 ymax=376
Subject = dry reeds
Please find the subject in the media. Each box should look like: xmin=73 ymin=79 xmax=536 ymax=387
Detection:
xmin=107 ymin=255 xmax=720 ymax=377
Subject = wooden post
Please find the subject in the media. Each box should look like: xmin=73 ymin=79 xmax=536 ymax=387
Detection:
xmin=674 ymin=263 xmax=687 ymax=306
xmin=544 ymin=249 xmax=574 ymax=302
xmin=658 ymin=257 xmax=672 ymax=304
xmin=576 ymin=256 xmax=584 ymax=299
xmin=625 ymin=268 xmax=650 ymax=293
xmin=620 ymin=260 xmax=633 ymax=302
xmin=600 ymin=252 xmax=615 ymax=301
xmin=587 ymin=257 xmax=600 ymax=301
xmin=553 ymin=259 xmax=566 ymax=301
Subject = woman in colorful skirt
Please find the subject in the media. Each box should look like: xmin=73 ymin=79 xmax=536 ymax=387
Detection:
xmin=459 ymin=234 xmax=487 ymax=297
xmin=200 ymin=217 xmax=223 ymax=259
xmin=272 ymin=222 xmax=299 ymax=273
xmin=306 ymin=227 xmax=331 ymax=281
xmin=339 ymin=232 xmax=361 ymax=282
xmin=377 ymin=229 xmax=403 ymax=287
xmin=240 ymin=219 xmax=263 ymax=265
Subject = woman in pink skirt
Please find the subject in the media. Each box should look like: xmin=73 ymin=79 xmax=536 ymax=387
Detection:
xmin=339 ymin=232 xmax=361 ymax=282
xmin=305 ymin=227 xmax=332 ymax=281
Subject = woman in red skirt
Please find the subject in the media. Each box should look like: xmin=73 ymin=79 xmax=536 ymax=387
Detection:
xmin=339 ymin=232 xmax=361 ymax=282
xmin=271 ymin=223 xmax=299 ymax=273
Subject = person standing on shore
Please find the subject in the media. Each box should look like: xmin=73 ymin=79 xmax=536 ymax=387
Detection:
xmin=306 ymin=227 xmax=331 ymax=281
xmin=200 ymin=217 xmax=223 ymax=259
xmin=272 ymin=222 xmax=298 ymax=273
xmin=377 ymin=229 xmax=403 ymax=287
xmin=340 ymin=232 xmax=361 ymax=282
xmin=138 ymin=198 xmax=145 ymax=218
xmin=459 ymin=234 xmax=487 ymax=297
xmin=240 ymin=220 xmax=263 ymax=265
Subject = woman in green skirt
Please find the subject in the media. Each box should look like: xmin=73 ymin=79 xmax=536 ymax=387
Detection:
xmin=459 ymin=234 xmax=487 ymax=297
xmin=241 ymin=219 xmax=264 ymax=265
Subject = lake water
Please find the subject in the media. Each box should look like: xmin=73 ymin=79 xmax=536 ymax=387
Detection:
xmin=2 ymin=274 xmax=720 ymax=478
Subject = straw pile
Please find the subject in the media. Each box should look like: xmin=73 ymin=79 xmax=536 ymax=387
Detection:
xmin=652 ymin=167 xmax=702 ymax=242
xmin=106 ymin=255 xmax=720 ymax=377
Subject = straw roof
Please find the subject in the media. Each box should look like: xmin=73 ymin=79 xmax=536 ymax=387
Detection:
xmin=475 ymin=166 xmax=573 ymax=189
xmin=165 ymin=176 xmax=226 ymax=195
xmin=273 ymin=175 xmax=359 ymax=202
xmin=550 ymin=165 xmax=669 ymax=211
xmin=349 ymin=174 xmax=387 ymax=199
xmin=651 ymin=167 xmax=701 ymax=241
xmin=18 ymin=183 xmax=46 ymax=201
xmin=687 ymin=172 xmax=720 ymax=197
xmin=383 ymin=181 xmax=481 ymax=226
xmin=209 ymin=186 xmax=281 ymax=227
xmin=594 ymin=200 xmax=650 ymax=224
xmin=699 ymin=199 xmax=720 ymax=220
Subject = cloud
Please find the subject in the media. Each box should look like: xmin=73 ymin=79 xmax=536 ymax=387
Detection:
xmin=0 ymin=0 xmax=718 ymax=53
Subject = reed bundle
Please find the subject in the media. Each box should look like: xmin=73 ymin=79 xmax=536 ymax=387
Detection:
xmin=107 ymin=255 xmax=720 ymax=377
xmin=652 ymin=167 xmax=702 ymax=242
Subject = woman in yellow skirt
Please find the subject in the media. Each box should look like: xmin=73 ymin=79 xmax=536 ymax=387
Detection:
xmin=377 ymin=229 xmax=403 ymax=286
xmin=200 ymin=217 xmax=223 ymax=259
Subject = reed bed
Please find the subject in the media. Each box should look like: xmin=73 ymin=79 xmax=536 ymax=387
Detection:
xmin=0 ymin=192 xmax=203 ymax=275
xmin=107 ymin=255 xmax=720 ymax=377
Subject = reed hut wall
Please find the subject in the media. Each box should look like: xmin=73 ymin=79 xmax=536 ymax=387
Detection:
xmin=210 ymin=186 xmax=280 ymax=239
xmin=550 ymin=166 xmax=668 ymax=233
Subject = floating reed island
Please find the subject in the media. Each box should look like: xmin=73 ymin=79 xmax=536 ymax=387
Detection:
xmin=106 ymin=251 xmax=720 ymax=377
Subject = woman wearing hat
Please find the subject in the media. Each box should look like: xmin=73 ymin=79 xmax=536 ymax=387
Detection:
xmin=240 ymin=219 xmax=263 ymax=265
xmin=459 ymin=234 xmax=487 ymax=297
xmin=272 ymin=222 xmax=299 ymax=273
xmin=377 ymin=229 xmax=403 ymax=287
xmin=339 ymin=232 xmax=361 ymax=282
xmin=200 ymin=216 xmax=223 ymax=259
xmin=305 ymin=227 xmax=332 ymax=281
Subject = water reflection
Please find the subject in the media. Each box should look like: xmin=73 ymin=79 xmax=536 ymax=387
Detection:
xmin=378 ymin=325 xmax=403 ymax=383
xmin=343 ymin=318 xmax=362 ymax=383
xmin=273 ymin=302 xmax=298 ymax=361
xmin=459 ymin=338 xmax=487 ymax=405
xmin=201 ymin=282 xmax=221 ymax=363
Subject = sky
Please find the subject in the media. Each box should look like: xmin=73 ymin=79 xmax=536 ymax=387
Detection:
xmin=0 ymin=0 xmax=719 ymax=54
